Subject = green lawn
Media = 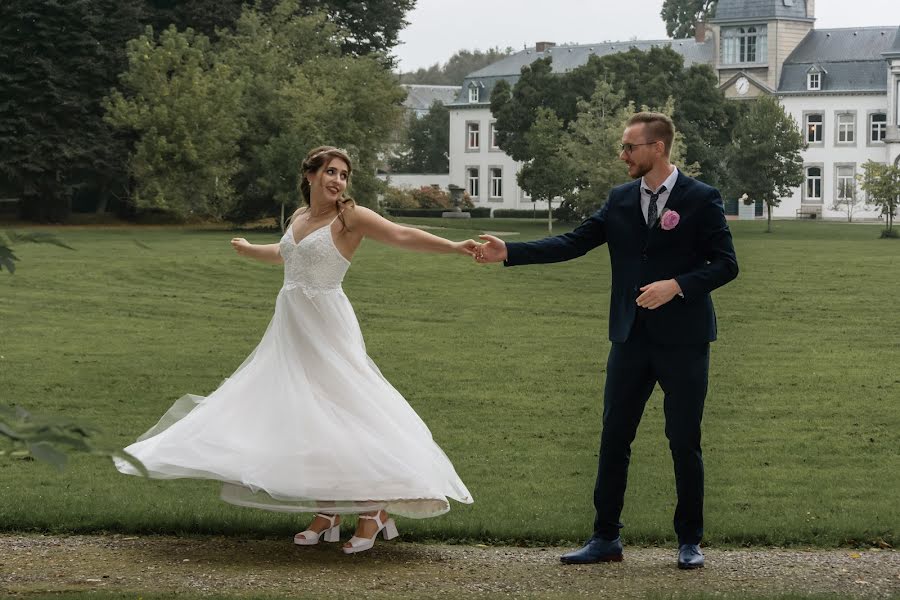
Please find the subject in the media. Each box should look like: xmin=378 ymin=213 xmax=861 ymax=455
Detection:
xmin=0 ymin=219 xmax=897 ymax=546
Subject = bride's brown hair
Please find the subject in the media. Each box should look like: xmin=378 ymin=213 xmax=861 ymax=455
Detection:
xmin=299 ymin=146 xmax=356 ymax=231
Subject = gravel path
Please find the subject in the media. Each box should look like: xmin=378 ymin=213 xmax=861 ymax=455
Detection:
xmin=1 ymin=534 xmax=898 ymax=599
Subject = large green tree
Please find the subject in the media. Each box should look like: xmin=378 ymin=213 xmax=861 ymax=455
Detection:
xmin=0 ymin=0 xmax=144 ymax=221
xmin=390 ymin=101 xmax=450 ymax=174
xmin=661 ymin=0 xmax=718 ymax=38
xmin=105 ymin=26 xmax=247 ymax=220
xmin=400 ymin=47 xmax=514 ymax=85
xmin=857 ymin=161 xmax=900 ymax=237
xmin=106 ymin=1 xmax=405 ymax=221
xmin=727 ymin=95 xmax=804 ymax=233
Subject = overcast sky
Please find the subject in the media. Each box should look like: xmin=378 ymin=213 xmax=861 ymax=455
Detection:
xmin=395 ymin=0 xmax=900 ymax=72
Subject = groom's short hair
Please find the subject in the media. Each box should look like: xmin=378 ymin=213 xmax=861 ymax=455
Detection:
xmin=627 ymin=112 xmax=675 ymax=156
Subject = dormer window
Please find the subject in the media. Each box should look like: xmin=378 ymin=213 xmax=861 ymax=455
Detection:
xmin=721 ymin=25 xmax=767 ymax=64
xmin=806 ymin=65 xmax=825 ymax=91
xmin=807 ymin=72 xmax=820 ymax=90
xmin=468 ymin=84 xmax=480 ymax=103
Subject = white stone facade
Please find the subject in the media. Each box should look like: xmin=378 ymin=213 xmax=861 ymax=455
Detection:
xmin=777 ymin=93 xmax=893 ymax=219
xmin=448 ymin=108 xmax=543 ymax=211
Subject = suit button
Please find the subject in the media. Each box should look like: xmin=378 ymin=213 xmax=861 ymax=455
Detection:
xmin=641 ymin=253 xmax=647 ymax=261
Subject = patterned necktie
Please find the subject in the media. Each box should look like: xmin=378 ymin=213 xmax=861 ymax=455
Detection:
xmin=644 ymin=185 xmax=667 ymax=226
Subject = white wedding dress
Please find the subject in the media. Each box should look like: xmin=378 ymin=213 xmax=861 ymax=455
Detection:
xmin=115 ymin=216 xmax=472 ymax=518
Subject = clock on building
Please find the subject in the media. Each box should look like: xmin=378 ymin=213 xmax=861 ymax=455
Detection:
xmin=735 ymin=76 xmax=750 ymax=96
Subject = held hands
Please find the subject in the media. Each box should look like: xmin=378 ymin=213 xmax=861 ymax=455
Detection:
xmin=473 ymin=234 xmax=507 ymax=263
xmin=454 ymin=239 xmax=481 ymax=257
xmin=231 ymin=237 xmax=252 ymax=256
xmin=636 ymin=279 xmax=682 ymax=310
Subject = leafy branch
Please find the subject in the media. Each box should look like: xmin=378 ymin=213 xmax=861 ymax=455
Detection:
xmin=0 ymin=405 xmax=146 ymax=475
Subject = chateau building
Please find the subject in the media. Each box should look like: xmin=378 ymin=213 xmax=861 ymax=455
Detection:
xmin=446 ymin=0 xmax=900 ymax=218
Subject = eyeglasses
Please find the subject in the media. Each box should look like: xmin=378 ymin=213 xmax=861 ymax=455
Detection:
xmin=620 ymin=141 xmax=660 ymax=154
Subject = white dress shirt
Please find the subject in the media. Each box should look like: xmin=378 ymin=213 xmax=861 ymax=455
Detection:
xmin=640 ymin=166 xmax=679 ymax=224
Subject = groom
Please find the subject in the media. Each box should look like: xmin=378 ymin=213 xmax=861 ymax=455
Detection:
xmin=476 ymin=112 xmax=738 ymax=568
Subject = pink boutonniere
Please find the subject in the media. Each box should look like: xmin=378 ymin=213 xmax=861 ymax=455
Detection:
xmin=660 ymin=209 xmax=680 ymax=231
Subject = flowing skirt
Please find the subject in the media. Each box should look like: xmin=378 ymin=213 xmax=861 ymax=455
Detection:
xmin=115 ymin=286 xmax=472 ymax=518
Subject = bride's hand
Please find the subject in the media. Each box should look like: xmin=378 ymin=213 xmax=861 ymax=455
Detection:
xmin=231 ymin=237 xmax=252 ymax=256
xmin=455 ymin=239 xmax=480 ymax=257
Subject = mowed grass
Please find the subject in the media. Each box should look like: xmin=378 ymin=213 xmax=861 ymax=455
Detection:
xmin=0 ymin=219 xmax=897 ymax=547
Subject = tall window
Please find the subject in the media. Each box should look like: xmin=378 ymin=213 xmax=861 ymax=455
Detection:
xmin=836 ymin=166 xmax=855 ymax=199
xmin=721 ymin=25 xmax=767 ymax=64
xmin=490 ymin=168 xmax=503 ymax=198
xmin=806 ymin=167 xmax=822 ymax=201
xmin=870 ymin=113 xmax=887 ymax=142
xmin=806 ymin=114 xmax=823 ymax=143
xmin=467 ymin=167 xmax=480 ymax=198
xmin=837 ymin=113 xmax=855 ymax=143
xmin=466 ymin=122 xmax=480 ymax=150
xmin=807 ymin=72 xmax=820 ymax=91
xmin=490 ymin=123 xmax=499 ymax=149
xmin=468 ymin=85 xmax=479 ymax=103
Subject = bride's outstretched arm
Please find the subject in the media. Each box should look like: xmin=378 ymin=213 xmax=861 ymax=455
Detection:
xmin=353 ymin=207 xmax=479 ymax=256
xmin=231 ymin=238 xmax=284 ymax=264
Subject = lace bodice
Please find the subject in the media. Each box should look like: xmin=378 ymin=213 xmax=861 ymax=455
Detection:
xmin=279 ymin=221 xmax=350 ymax=296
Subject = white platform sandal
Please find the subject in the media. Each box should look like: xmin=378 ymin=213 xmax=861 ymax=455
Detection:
xmin=342 ymin=511 xmax=399 ymax=554
xmin=294 ymin=513 xmax=341 ymax=546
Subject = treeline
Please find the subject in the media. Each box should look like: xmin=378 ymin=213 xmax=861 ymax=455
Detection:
xmin=0 ymin=0 xmax=414 ymax=222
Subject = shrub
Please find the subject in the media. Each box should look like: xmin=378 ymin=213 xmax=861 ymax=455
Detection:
xmin=381 ymin=187 xmax=418 ymax=209
xmin=410 ymin=186 xmax=452 ymax=209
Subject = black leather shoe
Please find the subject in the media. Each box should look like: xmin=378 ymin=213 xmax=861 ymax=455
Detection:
xmin=560 ymin=536 xmax=624 ymax=564
xmin=677 ymin=544 xmax=704 ymax=569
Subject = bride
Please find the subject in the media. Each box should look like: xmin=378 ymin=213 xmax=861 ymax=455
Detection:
xmin=116 ymin=146 xmax=476 ymax=554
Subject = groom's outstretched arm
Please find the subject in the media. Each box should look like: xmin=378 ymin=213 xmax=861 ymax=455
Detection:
xmin=476 ymin=203 xmax=609 ymax=266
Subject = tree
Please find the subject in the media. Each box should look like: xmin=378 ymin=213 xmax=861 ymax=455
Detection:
xmin=661 ymin=0 xmax=718 ymax=38
xmin=0 ymin=0 xmax=144 ymax=221
xmin=390 ymin=101 xmax=450 ymax=173
xmin=518 ymin=108 xmax=574 ymax=233
xmin=831 ymin=178 xmax=865 ymax=223
xmin=105 ymin=26 xmax=248 ymax=220
xmin=857 ymin=161 xmax=900 ymax=237
xmin=146 ymin=0 xmax=415 ymax=59
xmin=400 ymin=47 xmax=514 ymax=85
xmin=490 ymin=58 xmax=561 ymax=163
xmin=106 ymin=1 xmax=405 ymax=222
xmin=727 ymin=95 xmax=804 ymax=233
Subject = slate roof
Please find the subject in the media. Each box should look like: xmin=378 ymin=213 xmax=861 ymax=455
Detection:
xmin=448 ymin=39 xmax=713 ymax=107
xmin=778 ymin=27 xmax=899 ymax=93
xmin=402 ymin=84 xmax=461 ymax=115
xmin=884 ymin=25 xmax=900 ymax=57
xmin=711 ymin=0 xmax=811 ymax=23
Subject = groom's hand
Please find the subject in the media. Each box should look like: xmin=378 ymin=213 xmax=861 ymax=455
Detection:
xmin=636 ymin=279 xmax=682 ymax=309
xmin=475 ymin=234 xmax=508 ymax=263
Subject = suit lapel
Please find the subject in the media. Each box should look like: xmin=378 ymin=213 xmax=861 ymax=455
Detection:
xmin=662 ymin=172 xmax=690 ymax=217
xmin=648 ymin=171 xmax=690 ymax=237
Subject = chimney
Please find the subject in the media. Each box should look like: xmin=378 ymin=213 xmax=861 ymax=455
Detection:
xmin=694 ymin=21 xmax=707 ymax=43
xmin=535 ymin=41 xmax=556 ymax=53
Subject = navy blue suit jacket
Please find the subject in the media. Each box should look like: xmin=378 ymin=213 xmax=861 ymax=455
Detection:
xmin=505 ymin=172 xmax=739 ymax=345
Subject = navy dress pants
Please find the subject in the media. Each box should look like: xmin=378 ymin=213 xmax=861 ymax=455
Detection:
xmin=592 ymin=317 xmax=710 ymax=545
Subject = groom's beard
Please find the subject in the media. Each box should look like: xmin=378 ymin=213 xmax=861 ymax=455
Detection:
xmin=627 ymin=162 xmax=652 ymax=180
